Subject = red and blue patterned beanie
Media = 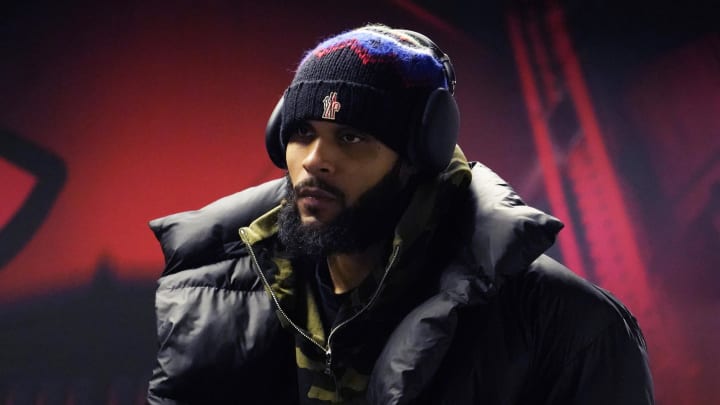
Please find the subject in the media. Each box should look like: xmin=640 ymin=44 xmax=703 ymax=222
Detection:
xmin=280 ymin=25 xmax=451 ymax=158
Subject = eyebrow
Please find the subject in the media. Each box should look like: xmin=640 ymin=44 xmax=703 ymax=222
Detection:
xmin=307 ymin=120 xmax=374 ymax=137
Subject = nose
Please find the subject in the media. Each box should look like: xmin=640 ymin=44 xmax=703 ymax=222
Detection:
xmin=302 ymin=137 xmax=336 ymax=175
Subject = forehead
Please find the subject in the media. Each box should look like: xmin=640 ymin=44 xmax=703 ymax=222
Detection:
xmin=307 ymin=120 xmax=373 ymax=135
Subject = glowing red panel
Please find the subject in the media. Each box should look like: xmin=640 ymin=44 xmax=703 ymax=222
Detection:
xmin=0 ymin=157 xmax=36 ymax=230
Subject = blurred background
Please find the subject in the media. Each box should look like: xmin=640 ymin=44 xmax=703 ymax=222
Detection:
xmin=1 ymin=0 xmax=718 ymax=403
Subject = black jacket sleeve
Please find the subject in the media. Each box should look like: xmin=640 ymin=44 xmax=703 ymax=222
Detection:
xmin=543 ymin=314 xmax=655 ymax=404
xmin=518 ymin=257 xmax=655 ymax=405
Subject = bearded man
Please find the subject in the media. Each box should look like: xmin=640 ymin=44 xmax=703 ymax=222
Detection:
xmin=147 ymin=24 xmax=654 ymax=404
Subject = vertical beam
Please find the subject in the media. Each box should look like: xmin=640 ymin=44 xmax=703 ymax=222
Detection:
xmin=527 ymin=19 xmax=561 ymax=109
xmin=545 ymin=2 xmax=652 ymax=313
xmin=506 ymin=12 xmax=587 ymax=277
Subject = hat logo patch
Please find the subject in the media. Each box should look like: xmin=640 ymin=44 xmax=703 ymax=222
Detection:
xmin=322 ymin=92 xmax=341 ymax=120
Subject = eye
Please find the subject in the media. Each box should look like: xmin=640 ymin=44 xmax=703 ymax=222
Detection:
xmin=287 ymin=122 xmax=315 ymax=143
xmin=338 ymin=131 xmax=366 ymax=144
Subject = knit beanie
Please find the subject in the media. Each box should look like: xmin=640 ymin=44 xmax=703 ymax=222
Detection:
xmin=279 ymin=25 xmax=451 ymax=160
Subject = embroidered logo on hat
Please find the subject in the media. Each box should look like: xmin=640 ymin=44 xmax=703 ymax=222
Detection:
xmin=322 ymin=92 xmax=341 ymax=120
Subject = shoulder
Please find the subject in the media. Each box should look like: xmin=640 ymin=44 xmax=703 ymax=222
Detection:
xmin=495 ymin=256 xmax=653 ymax=402
xmin=148 ymin=179 xmax=295 ymax=402
xmin=501 ymin=255 xmax=645 ymax=364
xmin=149 ymin=178 xmax=286 ymax=277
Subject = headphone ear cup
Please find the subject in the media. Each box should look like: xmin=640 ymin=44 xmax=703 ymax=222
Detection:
xmin=413 ymin=88 xmax=459 ymax=174
xmin=265 ymin=96 xmax=287 ymax=169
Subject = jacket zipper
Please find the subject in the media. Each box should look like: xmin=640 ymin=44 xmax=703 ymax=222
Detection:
xmin=239 ymin=228 xmax=400 ymax=377
xmin=239 ymin=229 xmax=326 ymax=354
xmin=324 ymin=244 xmax=400 ymax=373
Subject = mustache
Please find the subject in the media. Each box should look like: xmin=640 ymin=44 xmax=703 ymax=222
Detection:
xmin=293 ymin=177 xmax=345 ymax=202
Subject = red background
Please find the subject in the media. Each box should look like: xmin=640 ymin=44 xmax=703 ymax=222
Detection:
xmin=1 ymin=0 xmax=718 ymax=403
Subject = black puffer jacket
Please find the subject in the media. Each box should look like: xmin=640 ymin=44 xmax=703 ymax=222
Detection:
xmin=147 ymin=161 xmax=653 ymax=404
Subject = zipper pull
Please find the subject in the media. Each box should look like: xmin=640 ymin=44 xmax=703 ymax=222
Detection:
xmin=325 ymin=347 xmax=342 ymax=401
xmin=324 ymin=347 xmax=333 ymax=376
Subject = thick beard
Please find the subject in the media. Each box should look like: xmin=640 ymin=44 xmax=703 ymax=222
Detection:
xmin=278 ymin=163 xmax=409 ymax=257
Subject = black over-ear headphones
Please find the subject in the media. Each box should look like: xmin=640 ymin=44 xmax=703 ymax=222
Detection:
xmin=265 ymin=27 xmax=459 ymax=175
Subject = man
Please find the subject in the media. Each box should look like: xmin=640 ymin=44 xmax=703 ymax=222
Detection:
xmin=147 ymin=25 xmax=654 ymax=404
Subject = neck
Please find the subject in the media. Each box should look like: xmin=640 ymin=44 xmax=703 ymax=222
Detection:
xmin=326 ymin=242 xmax=388 ymax=294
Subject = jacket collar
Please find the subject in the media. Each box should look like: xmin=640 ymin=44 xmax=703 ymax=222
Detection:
xmin=367 ymin=157 xmax=564 ymax=404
